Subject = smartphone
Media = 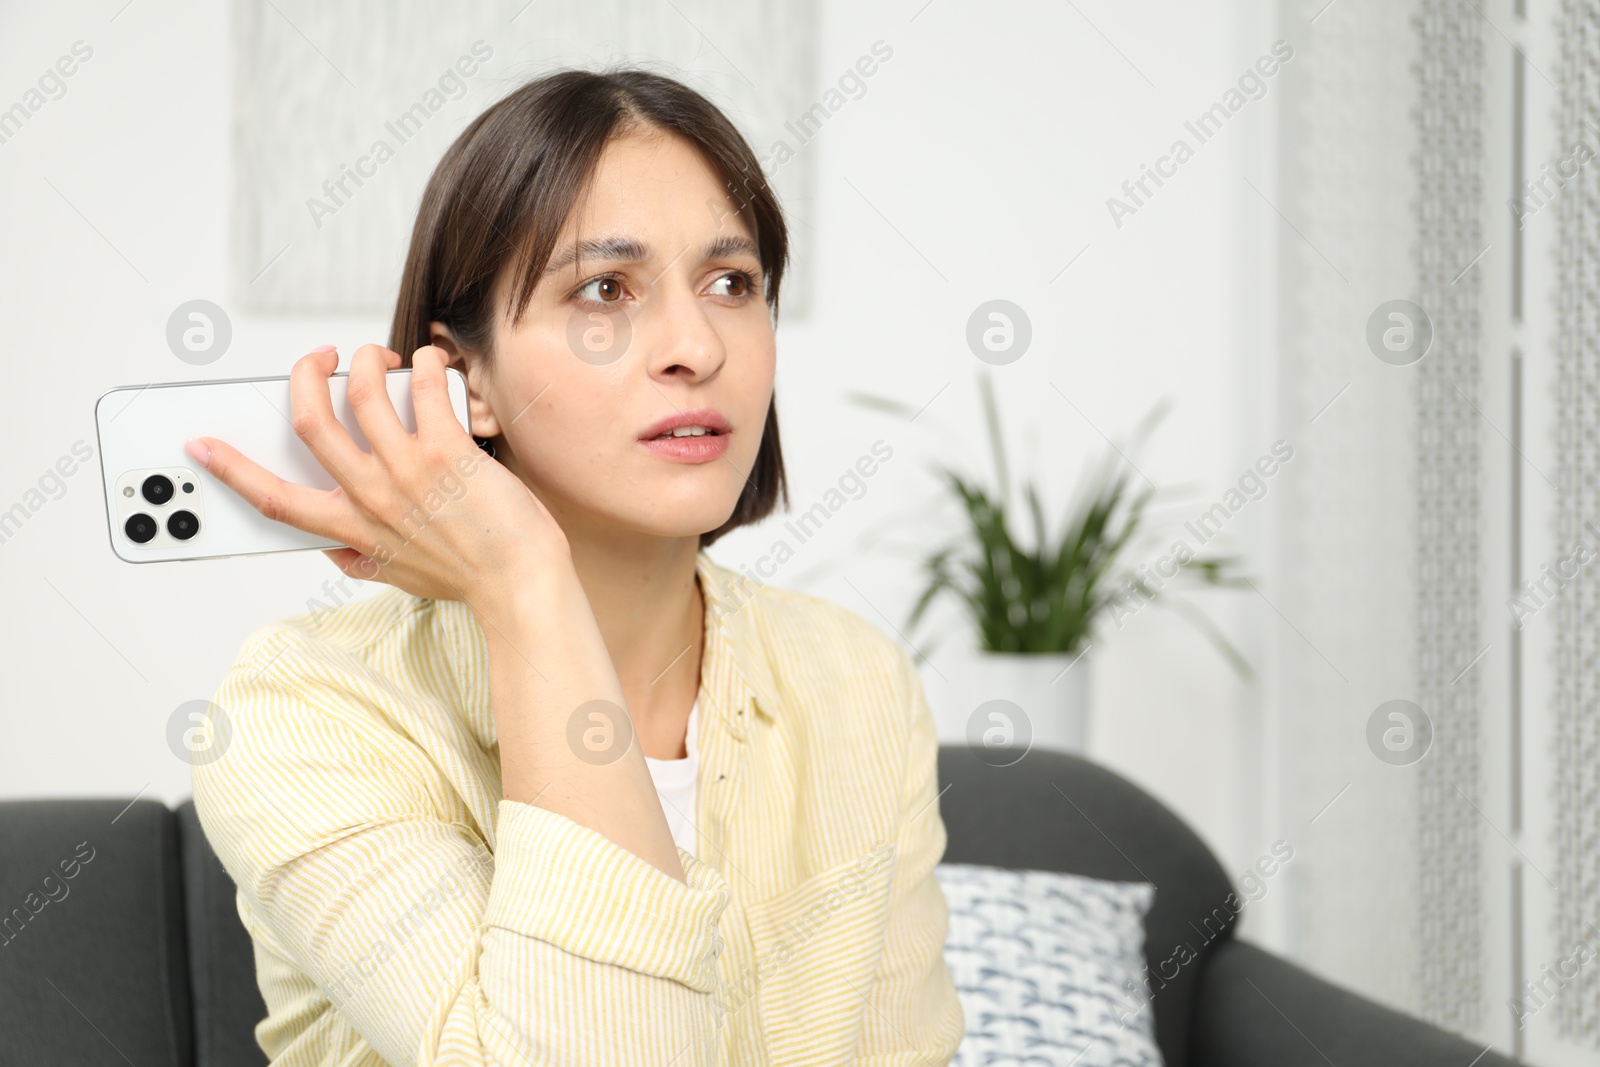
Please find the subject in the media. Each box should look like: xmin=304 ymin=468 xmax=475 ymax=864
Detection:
xmin=94 ymin=367 xmax=472 ymax=563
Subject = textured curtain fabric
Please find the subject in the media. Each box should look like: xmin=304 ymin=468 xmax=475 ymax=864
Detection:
xmin=1547 ymin=0 xmax=1600 ymax=1054
xmin=1277 ymin=0 xmax=1600 ymax=1059
xmin=1272 ymin=0 xmax=1489 ymax=1038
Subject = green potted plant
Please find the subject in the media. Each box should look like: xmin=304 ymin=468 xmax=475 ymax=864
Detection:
xmin=845 ymin=372 xmax=1251 ymax=754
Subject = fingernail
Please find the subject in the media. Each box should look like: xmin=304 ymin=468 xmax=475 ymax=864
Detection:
xmin=311 ymin=344 xmax=336 ymax=353
xmin=184 ymin=437 xmax=211 ymax=468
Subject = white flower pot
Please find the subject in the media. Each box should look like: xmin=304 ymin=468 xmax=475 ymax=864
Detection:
xmin=953 ymin=649 xmax=1091 ymax=759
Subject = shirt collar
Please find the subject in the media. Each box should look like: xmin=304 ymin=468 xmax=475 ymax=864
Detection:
xmin=695 ymin=548 xmax=780 ymax=725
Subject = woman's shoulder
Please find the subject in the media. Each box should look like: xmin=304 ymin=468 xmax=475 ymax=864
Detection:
xmin=761 ymin=583 xmax=906 ymax=666
xmin=205 ymin=584 xmax=472 ymax=767
xmin=700 ymin=554 xmax=920 ymax=716
xmin=226 ymin=582 xmax=452 ymax=675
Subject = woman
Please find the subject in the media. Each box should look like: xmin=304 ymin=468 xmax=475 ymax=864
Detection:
xmin=187 ymin=67 xmax=965 ymax=1065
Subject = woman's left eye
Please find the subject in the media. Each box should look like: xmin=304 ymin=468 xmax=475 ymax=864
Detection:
xmin=711 ymin=270 xmax=757 ymax=299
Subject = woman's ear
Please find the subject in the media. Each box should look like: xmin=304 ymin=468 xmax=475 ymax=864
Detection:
xmin=427 ymin=320 xmax=502 ymax=441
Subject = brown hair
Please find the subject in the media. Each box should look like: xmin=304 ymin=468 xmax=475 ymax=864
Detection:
xmin=389 ymin=65 xmax=790 ymax=547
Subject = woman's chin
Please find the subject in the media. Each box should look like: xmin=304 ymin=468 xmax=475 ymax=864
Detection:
xmin=625 ymin=498 xmax=744 ymax=541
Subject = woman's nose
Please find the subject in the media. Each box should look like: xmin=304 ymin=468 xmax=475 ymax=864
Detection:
xmin=644 ymin=285 xmax=727 ymax=379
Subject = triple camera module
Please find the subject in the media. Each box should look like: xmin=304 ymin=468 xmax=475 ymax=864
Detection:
xmin=123 ymin=471 xmax=202 ymax=544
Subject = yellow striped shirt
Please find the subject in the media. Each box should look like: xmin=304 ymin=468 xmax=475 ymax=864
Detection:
xmin=190 ymin=547 xmax=966 ymax=1065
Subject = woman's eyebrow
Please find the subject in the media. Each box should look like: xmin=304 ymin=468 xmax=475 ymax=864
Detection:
xmin=542 ymin=233 xmax=760 ymax=278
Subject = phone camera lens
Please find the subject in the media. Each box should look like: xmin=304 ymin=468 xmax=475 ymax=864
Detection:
xmin=126 ymin=514 xmax=158 ymax=544
xmin=167 ymin=510 xmax=200 ymax=541
xmin=142 ymin=474 xmax=175 ymax=506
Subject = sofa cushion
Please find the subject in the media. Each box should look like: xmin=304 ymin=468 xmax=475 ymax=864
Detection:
xmin=938 ymin=745 xmax=1236 ymax=1067
xmin=937 ymin=862 xmax=1162 ymax=1066
xmin=0 ymin=798 xmax=191 ymax=1067
xmin=176 ymin=799 xmax=269 ymax=1066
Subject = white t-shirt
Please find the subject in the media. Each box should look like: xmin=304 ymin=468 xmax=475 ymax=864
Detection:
xmin=643 ymin=695 xmax=699 ymax=857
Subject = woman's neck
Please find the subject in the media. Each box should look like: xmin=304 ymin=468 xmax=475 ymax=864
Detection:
xmin=566 ymin=536 xmax=704 ymax=760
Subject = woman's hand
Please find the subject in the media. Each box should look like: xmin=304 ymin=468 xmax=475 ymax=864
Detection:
xmin=186 ymin=343 xmax=568 ymax=617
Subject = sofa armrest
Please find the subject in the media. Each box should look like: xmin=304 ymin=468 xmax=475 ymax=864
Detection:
xmin=1191 ymin=938 xmax=1516 ymax=1067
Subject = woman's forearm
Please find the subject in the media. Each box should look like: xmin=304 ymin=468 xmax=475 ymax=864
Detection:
xmin=476 ymin=562 xmax=687 ymax=885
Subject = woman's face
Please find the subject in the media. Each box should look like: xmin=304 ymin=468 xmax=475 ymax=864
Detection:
xmin=438 ymin=127 xmax=775 ymax=547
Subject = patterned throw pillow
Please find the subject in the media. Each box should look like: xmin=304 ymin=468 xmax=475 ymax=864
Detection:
xmin=935 ymin=863 xmax=1162 ymax=1066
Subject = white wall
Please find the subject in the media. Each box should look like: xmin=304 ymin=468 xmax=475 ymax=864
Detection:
xmin=0 ymin=0 xmax=1285 ymax=950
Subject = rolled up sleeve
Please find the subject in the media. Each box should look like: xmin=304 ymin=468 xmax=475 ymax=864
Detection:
xmin=485 ymin=798 xmax=728 ymax=991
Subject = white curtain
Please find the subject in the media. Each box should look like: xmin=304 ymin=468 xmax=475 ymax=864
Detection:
xmin=1273 ymin=0 xmax=1492 ymax=1044
xmin=1275 ymin=0 xmax=1600 ymax=1062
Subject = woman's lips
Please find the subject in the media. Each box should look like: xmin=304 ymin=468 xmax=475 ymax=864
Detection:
xmin=638 ymin=407 xmax=732 ymax=440
xmin=640 ymin=430 xmax=731 ymax=463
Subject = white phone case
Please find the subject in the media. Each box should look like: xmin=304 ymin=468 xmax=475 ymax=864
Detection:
xmin=94 ymin=367 xmax=472 ymax=563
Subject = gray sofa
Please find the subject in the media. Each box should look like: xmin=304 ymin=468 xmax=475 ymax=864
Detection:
xmin=0 ymin=745 xmax=1514 ymax=1066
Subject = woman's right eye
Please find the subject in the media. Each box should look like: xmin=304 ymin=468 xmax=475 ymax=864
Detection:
xmin=574 ymin=275 xmax=626 ymax=306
